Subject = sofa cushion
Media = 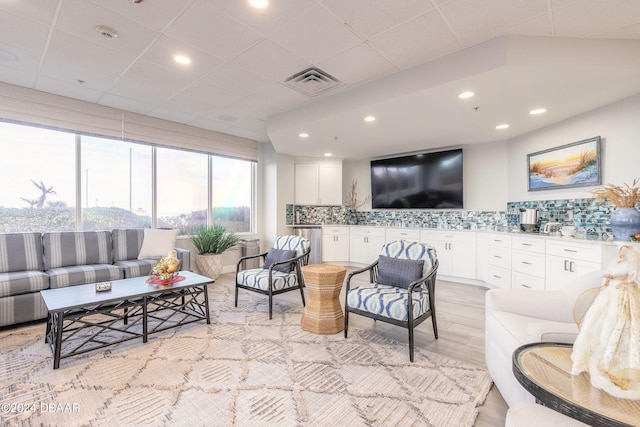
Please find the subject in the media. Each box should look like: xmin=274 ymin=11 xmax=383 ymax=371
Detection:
xmin=0 ymin=271 xmax=49 ymax=297
xmin=377 ymin=255 xmax=424 ymax=289
xmin=43 ymin=231 xmax=112 ymax=270
xmin=0 ymin=292 xmax=48 ymax=328
xmin=138 ymin=228 xmax=179 ymax=259
xmin=0 ymin=232 xmax=44 ymax=273
xmin=263 ymin=248 xmax=296 ymax=273
xmin=237 ymin=268 xmax=299 ymax=291
xmin=112 ymin=228 xmax=145 ymax=262
xmin=347 ymin=283 xmax=431 ymax=322
xmin=114 ymin=259 xmax=158 ymax=278
xmin=47 ymin=264 xmax=123 ymax=289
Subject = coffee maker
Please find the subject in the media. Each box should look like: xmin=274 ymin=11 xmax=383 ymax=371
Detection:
xmin=519 ymin=208 xmax=540 ymax=233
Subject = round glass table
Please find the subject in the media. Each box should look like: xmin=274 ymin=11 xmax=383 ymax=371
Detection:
xmin=513 ymin=342 xmax=640 ymax=427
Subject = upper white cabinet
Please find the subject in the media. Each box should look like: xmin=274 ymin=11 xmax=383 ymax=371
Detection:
xmin=295 ymin=161 xmax=342 ymax=205
xmin=421 ymin=230 xmax=477 ymax=279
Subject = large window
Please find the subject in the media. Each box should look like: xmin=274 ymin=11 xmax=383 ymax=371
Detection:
xmin=82 ymin=136 xmax=152 ymax=230
xmin=156 ymin=147 xmax=208 ymax=235
xmin=0 ymin=121 xmax=256 ymax=234
xmin=0 ymin=122 xmax=76 ymax=232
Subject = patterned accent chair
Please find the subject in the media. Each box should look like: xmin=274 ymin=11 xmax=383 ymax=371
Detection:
xmin=345 ymin=240 xmax=439 ymax=362
xmin=235 ymin=235 xmax=310 ymax=319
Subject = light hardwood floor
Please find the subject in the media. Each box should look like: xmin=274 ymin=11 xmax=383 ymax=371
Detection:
xmin=225 ymin=266 xmax=509 ymax=426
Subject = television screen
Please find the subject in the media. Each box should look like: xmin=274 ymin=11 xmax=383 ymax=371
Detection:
xmin=370 ymin=149 xmax=463 ymax=209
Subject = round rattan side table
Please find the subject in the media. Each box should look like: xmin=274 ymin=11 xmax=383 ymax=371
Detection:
xmin=300 ymin=264 xmax=347 ymax=334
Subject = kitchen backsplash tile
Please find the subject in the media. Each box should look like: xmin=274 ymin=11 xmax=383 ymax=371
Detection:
xmin=287 ymin=197 xmax=618 ymax=239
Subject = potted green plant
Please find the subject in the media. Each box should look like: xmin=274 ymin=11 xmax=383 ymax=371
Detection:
xmin=190 ymin=224 xmax=241 ymax=279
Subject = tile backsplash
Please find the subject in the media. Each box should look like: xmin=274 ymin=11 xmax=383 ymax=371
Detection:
xmin=287 ymin=197 xmax=618 ymax=238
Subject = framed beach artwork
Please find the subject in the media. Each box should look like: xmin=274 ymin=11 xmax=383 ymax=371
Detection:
xmin=527 ymin=136 xmax=601 ymax=191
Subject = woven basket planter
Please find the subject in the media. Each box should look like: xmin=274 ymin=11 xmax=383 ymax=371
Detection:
xmin=196 ymin=253 xmax=224 ymax=280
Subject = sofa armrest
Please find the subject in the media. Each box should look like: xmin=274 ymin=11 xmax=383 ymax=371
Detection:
xmin=525 ymin=320 xmax=580 ymax=344
xmin=175 ymin=248 xmax=190 ymax=271
xmin=486 ymin=288 xmax=574 ymax=323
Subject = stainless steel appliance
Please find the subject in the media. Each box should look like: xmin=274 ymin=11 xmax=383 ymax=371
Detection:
xmin=520 ymin=208 xmax=540 ymax=232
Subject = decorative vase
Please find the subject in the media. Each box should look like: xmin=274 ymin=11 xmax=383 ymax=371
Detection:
xmin=196 ymin=253 xmax=224 ymax=279
xmin=610 ymin=207 xmax=640 ymax=241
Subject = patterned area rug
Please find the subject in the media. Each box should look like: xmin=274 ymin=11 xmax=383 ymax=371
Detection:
xmin=0 ymin=282 xmax=492 ymax=427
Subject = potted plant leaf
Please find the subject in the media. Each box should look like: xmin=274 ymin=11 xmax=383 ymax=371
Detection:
xmin=190 ymin=224 xmax=241 ymax=279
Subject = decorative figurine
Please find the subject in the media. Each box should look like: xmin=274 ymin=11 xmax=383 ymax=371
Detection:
xmin=571 ymin=245 xmax=640 ymax=398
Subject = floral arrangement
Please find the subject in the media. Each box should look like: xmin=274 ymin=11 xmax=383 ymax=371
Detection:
xmin=150 ymin=250 xmax=181 ymax=281
xmin=591 ymin=178 xmax=640 ymax=208
xmin=343 ymin=179 xmax=369 ymax=210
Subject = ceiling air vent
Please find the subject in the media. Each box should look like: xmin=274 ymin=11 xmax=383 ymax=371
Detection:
xmin=282 ymin=67 xmax=341 ymax=97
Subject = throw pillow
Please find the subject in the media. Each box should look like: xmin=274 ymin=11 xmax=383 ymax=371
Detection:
xmin=377 ymin=255 xmax=424 ymax=289
xmin=137 ymin=228 xmax=179 ymax=259
xmin=263 ymin=248 xmax=296 ymax=273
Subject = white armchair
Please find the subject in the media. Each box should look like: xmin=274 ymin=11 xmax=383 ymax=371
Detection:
xmin=485 ymin=270 xmax=604 ymax=407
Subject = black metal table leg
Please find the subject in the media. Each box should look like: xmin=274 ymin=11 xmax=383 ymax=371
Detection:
xmin=143 ymin=297 xmax=148 ymax=343
xmin=53 ymin=312 xmax=64 ymax=370
xmin=204 ymin=284 xmax=211 ymax=324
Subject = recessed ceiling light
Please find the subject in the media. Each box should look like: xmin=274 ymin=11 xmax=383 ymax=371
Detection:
xmin=458 ymin=91 xmax=474 ymax=99
xmin=324 ymin=153 xmax=332 ymax=157
xmin=496 ymin=124 xmax=510 ymax=130
xmin=249 ymin=0 xmax=268 ymax=8
xmin=299 ymin=133 xmax=309 ymax=138
xmin=174 ymin=55 xmax=191 ymax=65
xmin=530 ymin=108 xmax=547 ymax=115
xmin=364 ymin=116 xmax=376 ymax=122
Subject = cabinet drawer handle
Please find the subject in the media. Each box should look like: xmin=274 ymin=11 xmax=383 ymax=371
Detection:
xmin=493 ymin=239 xmax=502 ymax=243
xmin=521 ymin=261 xmax=532 ymax=265
xmin=521 ymin=284 xmax=532 ymax=289
xmin=492 ymin=274 xmax=502 ymax=279
xmin=564 ymin=249 xmax=578 ymax=253
xmin=445 ymin=235 xmax=454 ymax=238
xmin=521 ymin=243 xmax=532 ymax=247
xmin=494 ymin=255 xmax=502 ymax=259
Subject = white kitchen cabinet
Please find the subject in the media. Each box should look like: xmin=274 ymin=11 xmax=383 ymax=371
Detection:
xmin=421 ymin=230 xmax=477 ymax=279
xmin=295 ymin=161 xmax=342 ymax=205
xmin=511 ymin=235 xmax=546 ymax=291
xmin=385 ymin=228 xmax=420 ymax=244
xmin=545 ymin=240 xmax=616 ymax=290
xmin=322 ymin=226 xmax=350 ymax=263
xmin=349 ymin=226 xmax=386 ymax=265
xmin=484 ymin=233 xmax=512 ymax=288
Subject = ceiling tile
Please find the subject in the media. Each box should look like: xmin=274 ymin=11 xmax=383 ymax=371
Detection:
xmin=39 ymin=32 xmax=135 ymax=91
xmin=248 ymin=83 xmax=310 ymax=111
xmin=233 ymin=118 xmax=268 ymax=133
xmin=440 ymin=0 xmax=548 ymax=45
xmin=164 ymin=0 xmax=262 ymax=61
xmin=204 ymin=0 xmax=316 ymax=36
xmin=0 ymin=44 xmax=40 ymax=87
xmin=369 ymin=10 xmax=462 ymax=68
xmin=229 ymin=39 xmax=308 ymax=82
xmin=267 ymin=5 xmax=363 ymax=64
xmin=0 ymin=0 xmax=59 ymax=24
xmin=318 ymin=43 xmax=396 ymax=85
xmin=222 ymin=126 xmax=265 ymax=141
xmin=146 ymin=106 xmax=201 ymax=124
xmin=186 ymin=116 xmax=235 ymax=132
xmin=199 ymin=63 xmax=271 ymax=97
xmin=141 ymin=35 xmax=224 ymax=80
xmin=35 ymin=75 xmax=104 ymax=103
xmin=88 ymin=0 xmax=193 ymax=31
xmin=0 ymin=10 xmax=50 ymax=54
xmin=322 ymin=0 xmax=434 ymax=39
xmin=55 ymin=0 xmax=160 ymax=57
xmin=602 ymin=23 xmax=640 ymax=38
xmin=506 ymin=14 xmax=552 ymax=36
xmin=109 ymin=60 xmax=195 ymax=104
xmin=177 ymin=81 xmax=246 ymax=109
xmin=552 ymin=0 xmax=640 ymax=37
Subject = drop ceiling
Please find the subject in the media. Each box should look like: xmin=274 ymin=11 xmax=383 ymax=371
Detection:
xmin=0 ymin=0 xmax=639 ymax=159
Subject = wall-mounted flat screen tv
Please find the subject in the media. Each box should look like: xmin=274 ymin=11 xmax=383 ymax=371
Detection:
xmin=370 ymin=149 xmax=463 ymax=209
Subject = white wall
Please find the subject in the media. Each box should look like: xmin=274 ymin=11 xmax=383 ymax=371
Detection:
xmin=508 ymin=93 xmax=640 ymax=202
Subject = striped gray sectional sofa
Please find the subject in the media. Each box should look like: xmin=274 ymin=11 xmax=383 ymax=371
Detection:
xmin=0 ymin=229 xmax=190 ymax=328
